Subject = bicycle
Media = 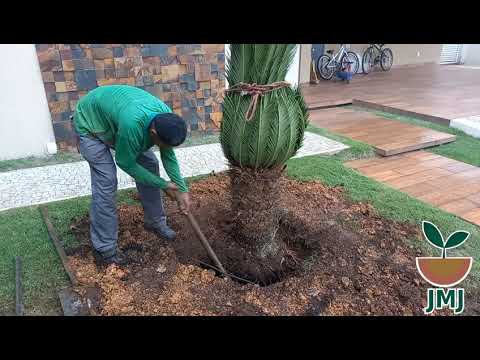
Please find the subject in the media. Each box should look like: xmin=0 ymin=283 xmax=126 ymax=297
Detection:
xmin=362 ymin=44 xmax=394 ymax=74
xmin=316 ymin=44 xmax=360 ymax=81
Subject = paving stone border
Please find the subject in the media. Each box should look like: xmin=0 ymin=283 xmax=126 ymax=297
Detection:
xmin=451 ymin=115 xmax=480 ymax=138
xmin=0 ymin=132 xmax=348 ymax=212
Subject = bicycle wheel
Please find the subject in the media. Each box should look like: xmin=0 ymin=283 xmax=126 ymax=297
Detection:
xmin=362 ymin=46 xmax=375 ymax=74
xmin=342 ymin=52 xmax=360 ymax=75
xmin=343 ymin=51 xmax=360 ymax=75
xmin=380 ymin=48 xmax=393 ymax=71
xmin=317 ymin=54 xmax=335 ymax=80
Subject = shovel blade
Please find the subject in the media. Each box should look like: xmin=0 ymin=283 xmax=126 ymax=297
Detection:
xmin=58 ymin=286 xmax=101 ymax=316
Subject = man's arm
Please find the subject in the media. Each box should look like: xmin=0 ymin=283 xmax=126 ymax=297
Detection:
xmin=160 ymin=147 xmax=188 ymax=193
xmin=115 ymin=130 xmax=170 ymax=189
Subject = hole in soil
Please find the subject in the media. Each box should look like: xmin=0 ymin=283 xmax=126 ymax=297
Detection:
xmin=195 ymin=262 xmax=256 ymax=286
xmin=173 ymin=214 xmax=314 ymax=287
xmin=195 ymin=257 xmax=297 ymax=287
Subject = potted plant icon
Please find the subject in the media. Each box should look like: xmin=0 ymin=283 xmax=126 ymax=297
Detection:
xmin=416 ymin=221 xmax=473 ymax=288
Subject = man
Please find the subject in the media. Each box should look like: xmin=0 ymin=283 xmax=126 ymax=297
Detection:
xmin=73 ymin=85 xmax=191 ymax=266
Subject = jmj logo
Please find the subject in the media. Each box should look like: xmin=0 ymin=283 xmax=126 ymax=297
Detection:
xmin=416 ymin=221 xmax=473 ymax=315
xmin=424 ymin=288 xmax=464 ymax=314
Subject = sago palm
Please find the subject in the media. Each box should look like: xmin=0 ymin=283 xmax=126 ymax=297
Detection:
xmin=221 ymin=44 xmax=309 ymax=266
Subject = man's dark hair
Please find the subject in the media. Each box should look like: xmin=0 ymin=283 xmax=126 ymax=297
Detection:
xmin=151 ymin=113 xmax=188 ymax=147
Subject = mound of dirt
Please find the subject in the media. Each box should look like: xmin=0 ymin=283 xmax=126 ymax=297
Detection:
xmin=66 ymin=174 xmax=472 ymax=316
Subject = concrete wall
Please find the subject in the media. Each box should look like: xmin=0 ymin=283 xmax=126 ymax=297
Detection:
xmin=225 ymin=44 xmax=230 ymax=87
xmin=285 ymin=45 xmax=300 ymax=87
xmin=348 ymin=44 xmax=442 ymax=66
xmin=462 ymin=44 xmax=480 ymax=65
xmin=0 ymin=44 xmax=56 ymax=161
xmin=298 ymin=44 xmax=312 ymax=84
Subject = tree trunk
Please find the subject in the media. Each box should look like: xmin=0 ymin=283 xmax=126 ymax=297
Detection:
xmin=229 ymin=166 xmax=284 ymax=260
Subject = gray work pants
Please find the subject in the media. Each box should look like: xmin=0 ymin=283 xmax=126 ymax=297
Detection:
xmin=77 ymin=135 xmax=166 ymax=255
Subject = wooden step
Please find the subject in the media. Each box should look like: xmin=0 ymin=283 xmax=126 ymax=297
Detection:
xmin=309 ymin=107 xmax=456 ymax=157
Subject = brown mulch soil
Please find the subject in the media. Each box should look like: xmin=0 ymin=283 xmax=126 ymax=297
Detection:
xmin=66 ymin=174 xmax=477 ymax=316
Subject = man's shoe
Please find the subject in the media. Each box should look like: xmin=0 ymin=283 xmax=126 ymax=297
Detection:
xmin=96 ymin=248 xmax=129 ymax=266
xmin=144 ymin=221 xmax=176 ymax=241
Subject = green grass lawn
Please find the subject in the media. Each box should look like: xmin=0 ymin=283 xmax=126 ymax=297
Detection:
xmin=0 ymin=189 xmax=141 ymax=315
xmin=0 ymin=152 xmax=84 ymax=173
xmin=1 ymin=122 xmax=478 ymax=315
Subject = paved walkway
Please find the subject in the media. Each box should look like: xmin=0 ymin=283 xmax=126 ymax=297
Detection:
xmin=347 ymin=151 xmax=480 ymax=226
xmin=0 ymin=132 xmax=348 ymax=212
xmin=451 ymin=115 xmax=480 ymax=139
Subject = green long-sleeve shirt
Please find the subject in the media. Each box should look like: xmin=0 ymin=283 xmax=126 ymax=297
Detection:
xmin=73 ymin=85 xmax=188 ymax=192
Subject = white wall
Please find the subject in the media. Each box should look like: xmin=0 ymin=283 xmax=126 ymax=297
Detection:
xmin=0 ymin=44 xmax=56 ymax=161
xmin=224 ymin=44 xmax=300 ymax=87
xmin=225 ymin=44 xmax=229 ymax=88
xmin=348 ymin=44 xmax=442 ymax=66
xmin=462 ymin=44 xmax=480 ymax=65
xmin=285 ymin=45 xmax=300 ymax=87
xmin=298 ymin=44 xmax=312 ymax=84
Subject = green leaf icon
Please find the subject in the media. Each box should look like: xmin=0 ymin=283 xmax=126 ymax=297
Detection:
xmin=422 ymin=221 xmax=444 ymax=249
xmin=445 ymin=231 xmax=470 ymax=249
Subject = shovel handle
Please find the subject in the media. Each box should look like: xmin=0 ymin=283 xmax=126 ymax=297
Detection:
xmin=174 ymin=192 xmax=229 ymax=277
xmin=186 ymin=212 xmax=228 ymax=274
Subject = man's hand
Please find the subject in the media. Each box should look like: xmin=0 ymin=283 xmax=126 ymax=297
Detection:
xmin=163 ymin=182 xmax=178 ymax=201
xmin=163 ymin=183 xmax=191 ymax=215
xmin=176 ymin=191 xmax=191 ymax=215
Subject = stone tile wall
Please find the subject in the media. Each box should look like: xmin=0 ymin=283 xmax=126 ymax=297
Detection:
xmin=35 ymin=44 xmax=225 ymax=150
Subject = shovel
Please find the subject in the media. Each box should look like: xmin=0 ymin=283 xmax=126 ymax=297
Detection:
xmin=167 ymin=91 xmax=229 ymax=277
xmin=40 ymin=206 xmax=101 ymax=316
xmin=172 ymin=192 xmax=229 ymax=278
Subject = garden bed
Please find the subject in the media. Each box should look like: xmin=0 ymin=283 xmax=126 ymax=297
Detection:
xmin=67 ymin=173 xmax=440 ymax=315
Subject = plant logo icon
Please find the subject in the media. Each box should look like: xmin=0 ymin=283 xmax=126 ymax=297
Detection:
xmin=416 ymin=221 xmax=473 ymax=314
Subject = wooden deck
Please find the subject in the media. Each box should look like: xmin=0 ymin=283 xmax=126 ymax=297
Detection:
xmin=346 ymin=151 xmax=480 ymax=226
xmin=309 ymin=107 xmax=456 ymax=156
xmin=302 ymin=64 xmax=480 ymax=126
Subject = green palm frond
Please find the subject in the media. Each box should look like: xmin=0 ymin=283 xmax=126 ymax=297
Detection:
xmin=221 ymin=44 xmax=307 ymax=170
xmin=226 ymin=44 xmax=254 ymax=84
xmin=293 ymin=85 xmax=310 ymax=152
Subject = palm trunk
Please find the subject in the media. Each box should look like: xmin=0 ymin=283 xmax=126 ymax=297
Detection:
xmin=229 ymin=166 xmax=284 ymax=259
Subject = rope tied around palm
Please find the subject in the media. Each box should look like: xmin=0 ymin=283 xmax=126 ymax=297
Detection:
xmin=225 ymin=81 xmax=291 ymax=121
